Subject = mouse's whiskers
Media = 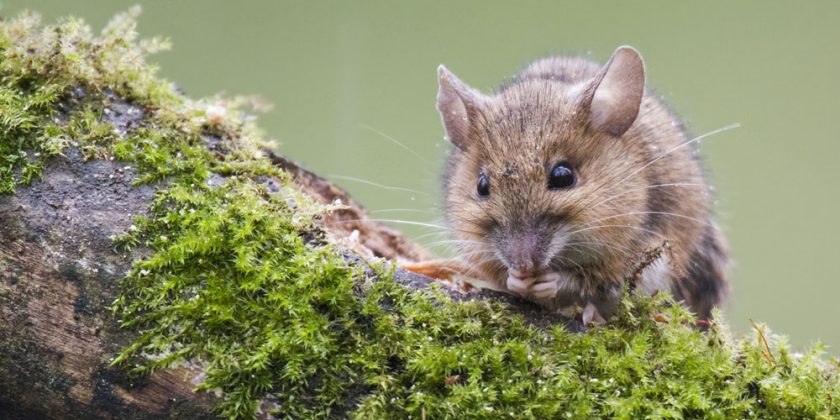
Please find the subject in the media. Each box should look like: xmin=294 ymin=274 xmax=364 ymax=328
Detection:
xmin=585 ymin=183 xmax=708 ymax=213
xmin=550 ymin=253 xmax=587 ymax=273
xmin=613 ymin=123 xmax=739 ymax=189
xmin=358 ymin=123 xmax=431 ymax=165
xmin=328 ymin=175 xmax=429 ymax=196
xmin=564 ymin=123 xmax=739 ymax=222
xmin=369 ymin=208 xmax=437 ymax=215
xmin=577 ymin=211 xmax=713 ymax=231
xmin=365 ymin=218 xmax=447 ymax=230
xmin=565 ymin=223 xmax=670 ymax=241
xmin=413 ymin=230 xmax=450 ymax=241
xmin=565 ymin=239 xmax=634 ymax=259
xmin=425 ymin=238 xmax=486 ymax=248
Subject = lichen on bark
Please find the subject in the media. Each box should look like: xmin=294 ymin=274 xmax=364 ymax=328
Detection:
xmin=0 ymin=7 xmax=837 ymax=420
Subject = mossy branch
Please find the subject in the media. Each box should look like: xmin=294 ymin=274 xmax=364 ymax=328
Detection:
xmin=0 ymin=8 xmax=837 ymax=420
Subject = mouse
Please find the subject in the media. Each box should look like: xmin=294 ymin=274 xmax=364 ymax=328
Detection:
xmin=404 ymin=45 xmax=728 ymax=325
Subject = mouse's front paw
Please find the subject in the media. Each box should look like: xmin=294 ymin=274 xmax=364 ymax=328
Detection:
xmin=530 ymin=272 xmax=562 ymax=299
xmin=505 ymin=275 xmax=534 ymax=296
xmin=506 ymin=271 xmax=563 ymax=300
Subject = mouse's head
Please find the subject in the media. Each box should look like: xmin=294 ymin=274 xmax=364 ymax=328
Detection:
xmin=438 ymin=46 xmax=656 ymax=289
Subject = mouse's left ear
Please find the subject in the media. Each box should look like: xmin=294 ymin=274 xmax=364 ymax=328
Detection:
xmin=583 ymin=46 xmax=646 ymax=137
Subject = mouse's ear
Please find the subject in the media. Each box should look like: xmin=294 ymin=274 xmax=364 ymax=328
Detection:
xmin=583 ymin=46 xmax=646 ymax=137
xmin=437 ymin=65 xmax=487 ymax=150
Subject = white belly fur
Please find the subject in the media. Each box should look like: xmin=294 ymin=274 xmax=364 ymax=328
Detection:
xmin=638 ymin=253 xmax=672 ymax=296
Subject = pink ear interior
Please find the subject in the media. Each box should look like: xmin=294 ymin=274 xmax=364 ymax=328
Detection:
xmin=436 ymin=65 xmax=484 ymax=150
xmin=589 ymin=46 xmax=646 ymax=137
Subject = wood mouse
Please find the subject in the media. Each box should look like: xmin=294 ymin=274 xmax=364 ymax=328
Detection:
xmin=404 ymin=46 xmax=728 ymax=325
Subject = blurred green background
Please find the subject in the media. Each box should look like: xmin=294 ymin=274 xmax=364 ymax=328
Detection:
xmin=5 ymin=1 xmax=838 ymax=350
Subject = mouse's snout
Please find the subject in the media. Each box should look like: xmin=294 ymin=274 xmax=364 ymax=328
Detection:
xmin=503 ymin=230 xmax=549 ymax=279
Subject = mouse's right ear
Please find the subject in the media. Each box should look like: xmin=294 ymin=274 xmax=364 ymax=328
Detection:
xmin=437 ymin=65 xmax=486 ymax=150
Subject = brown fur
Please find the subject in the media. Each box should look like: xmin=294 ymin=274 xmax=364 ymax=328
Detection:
xmin=438 ymin=48 xmax=728 ymax=320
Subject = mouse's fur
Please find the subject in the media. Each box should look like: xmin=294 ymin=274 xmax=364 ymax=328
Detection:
xmin=437 ymin=46 xmax=728 ymax=322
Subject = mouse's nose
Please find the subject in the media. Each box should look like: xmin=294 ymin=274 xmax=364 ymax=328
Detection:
xmin=505 ymin=232 xmax=546 ymax=278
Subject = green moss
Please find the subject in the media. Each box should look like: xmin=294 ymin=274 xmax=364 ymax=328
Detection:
xmin=0 ymin=8 xmax=838 ymax=420
xmin=0 ymin=7 xmax=177 ymax=193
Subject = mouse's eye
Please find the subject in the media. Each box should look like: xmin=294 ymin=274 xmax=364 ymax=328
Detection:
xmin=476 ymin=172 xmax=490 ymax=197
xmin=548 ymin=162 xmax=576 ymax=190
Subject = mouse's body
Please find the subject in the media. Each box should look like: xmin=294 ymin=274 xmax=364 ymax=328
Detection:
xmin=435 ymin=46 xmax=728 ymax=323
